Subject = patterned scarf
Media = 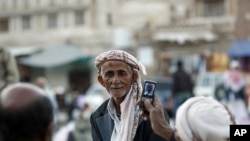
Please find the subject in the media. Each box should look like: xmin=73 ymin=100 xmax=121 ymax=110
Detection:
xmin=95 ymin=50 xmax=146 ymax=141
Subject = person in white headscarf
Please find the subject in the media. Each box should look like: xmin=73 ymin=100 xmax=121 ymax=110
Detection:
xmin=90 ymin=50 xmax=168 ymax=141
xmin=142 ymin=96 xmax=236 ymax=141
xmin=223 ymin=60 xmax=246 ymax=102
xmin=222 ymin=60 xmax=250 ymax=124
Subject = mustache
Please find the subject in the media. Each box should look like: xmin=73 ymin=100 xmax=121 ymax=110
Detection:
xmin=110 ymin=84 xmax=123 ymax=89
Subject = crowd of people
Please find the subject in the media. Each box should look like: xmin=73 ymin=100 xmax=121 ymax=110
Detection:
xmin=1 ymin=47 xmax=250 ymax=141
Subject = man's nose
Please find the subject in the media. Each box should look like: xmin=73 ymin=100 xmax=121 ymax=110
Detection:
xmin=112 ymin=75 xmax=121 ymax=83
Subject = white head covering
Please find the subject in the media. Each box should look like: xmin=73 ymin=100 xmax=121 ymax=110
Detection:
xmin=224 ymin=60 xmax=245 ymax=92
xmin=230 ymin=60 xmax=240 ymax=69
xmin=95 ymin=50 xmax=146 ymax=141
xmin=175 ymin=96 xmax=233 ymax=141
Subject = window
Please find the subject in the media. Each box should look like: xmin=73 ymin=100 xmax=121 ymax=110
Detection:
xmin=77 ymin=0 xmax=82 ymax=4
xmin=22 ymin=15 xmax=31 ymax=30
xmin=13 ymin=0 xmax=17 ymax=9
xmin=50 ymin=0 xmax=55 ymax=6
xmin=75 ymin=10 xmax=84 ymax=25
xmin=24 ymin=0 xmax=29 ymax=9
xmin=107 ymin=13 xmax=112 ymax=26
xmin=1 ymin=1 xmax=6 ymax=10
xmin=48 ymin=13 xmax=57 ymax=29
xmin=36 ymin=0 xmax=40 ymax=6
xmin=0 ymin=18 xmax=9 ymax=32
xmin=204 ymin=0 xmax=225 ymax=17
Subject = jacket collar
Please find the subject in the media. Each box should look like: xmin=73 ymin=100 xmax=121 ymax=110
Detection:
xmin=95 ymin=108 xmax=144 ymax=141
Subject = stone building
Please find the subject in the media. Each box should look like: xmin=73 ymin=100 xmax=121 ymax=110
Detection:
xmin=136 ymin=0 xmax=238 ymax=76
xmin=0 ymin=0 xmax=169 ymax=51
xmin=0 ymin=0 xmax=247 ymax=78
xmin=235 ymin=0 xmax=250 ymax=40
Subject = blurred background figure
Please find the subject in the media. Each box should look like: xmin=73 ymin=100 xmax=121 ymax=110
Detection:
xmin=197 ymin=53 xmax=208 ymax=74
xmin=53 ymin=94 xmax=104 ymax=141
xmin=67 ymin=91 xmax=83 ymax=122
xmin=222 ymin=60 xmax=250 ymax=124
xmin=0 ymin=83 xmax=53 ymax=141
xmin=35 ymin=77 xmax=58 ymax=121
xmin=0 ymin=47 xmax=19 ymax=92
xmin=171 ymin=60 xmax=194 ymax=118
xmin=66 ymin=94 xmax=104 ymax=141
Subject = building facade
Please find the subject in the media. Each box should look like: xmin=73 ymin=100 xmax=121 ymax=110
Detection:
xmin=0 ymin=0 xmax=246 ymax=78
xmin=136 ymin=0 xmax=238 ymax=76
xmin=235 ymin=0 xmax=250 ymax=40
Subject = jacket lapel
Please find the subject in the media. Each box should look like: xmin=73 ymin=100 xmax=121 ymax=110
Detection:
xmin=95 ymin=104 xmax=145 ymax=141
xmin=96 ymin=112 xmax=114 ymax=141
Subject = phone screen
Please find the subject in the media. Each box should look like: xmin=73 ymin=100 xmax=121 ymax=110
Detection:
xmin=142 ymin=81 xmax=156 ymax=98
xmin=140 ymin=80 xmax=157 ymax=109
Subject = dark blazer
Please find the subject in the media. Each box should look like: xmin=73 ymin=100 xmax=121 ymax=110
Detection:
xmin=90 ymin=99 xmax=169 ymax=141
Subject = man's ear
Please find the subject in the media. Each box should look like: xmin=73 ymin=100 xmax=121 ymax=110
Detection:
xmin=98 ymin=75 xmax=105 ymax=87
xmin=132 ymin=72 xmax=138 ymax=83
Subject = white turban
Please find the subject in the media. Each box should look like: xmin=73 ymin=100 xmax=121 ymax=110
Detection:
xmin=175 ymin=96 xmax=233 ymax=141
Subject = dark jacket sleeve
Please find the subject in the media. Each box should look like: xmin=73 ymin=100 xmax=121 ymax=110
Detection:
xmin=134 ymin=120 xmax=167 ymax=141
xmin=134 ymin=109 xmax=170 ymax=141
xmin=90 ymin=112 xmax=102 ymax=141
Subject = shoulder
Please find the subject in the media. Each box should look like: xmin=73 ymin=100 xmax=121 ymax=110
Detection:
xmin=91 ymin=99 xmax=109 ymax=119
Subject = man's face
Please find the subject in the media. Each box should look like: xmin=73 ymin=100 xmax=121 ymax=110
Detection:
xmin=98 ymin=61 xmax=135 ymax=99
xmin=147 ymin=84 xmax=152 ymax=91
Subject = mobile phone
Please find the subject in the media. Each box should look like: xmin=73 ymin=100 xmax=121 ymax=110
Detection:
xmin=140 ymin=80 xmax=157 ymax=110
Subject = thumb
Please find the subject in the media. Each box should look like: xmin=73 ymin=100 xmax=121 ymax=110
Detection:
xmin=144 ymin=99 xmax=154 ymax=111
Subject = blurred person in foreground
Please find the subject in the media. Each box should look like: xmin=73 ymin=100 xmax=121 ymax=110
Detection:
xmin=90 ymin=50 xmax=168 ymax=141
xmin=0 ymin=83 xmax=53 ymax=141
xmin=171 ymin=60 xmax=194 ymax=118
xmin=142 ymin=95 xmax=236 ymax=141
xmin=0 ymin=47 xmax=19 ymax=92
xmin=222 ymin=60 xmax=250 ymax=124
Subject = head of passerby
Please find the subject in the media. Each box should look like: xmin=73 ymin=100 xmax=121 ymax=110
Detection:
xmin=0 ymin=83 xmax=53 ymax=141
xmin=230 ymin=60 xmax=241 ymax=71
xmin=142 ymin=95 xmax=236 ymax=141
xmin=35 ymin=76 xmax=49 ymax=89
xmin=177 ymin=60 xmax=183 ymax=70
xmin=174 ymin=96 xmax=236 ymax=141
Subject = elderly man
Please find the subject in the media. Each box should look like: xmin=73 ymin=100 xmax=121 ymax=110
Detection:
xmin=90 ymin=50 xmax=168 ymax=141
xmin=0 ymin=83 xmax=53 ymax=141
xmin=143 ymin=95 xmax=236 ymax=141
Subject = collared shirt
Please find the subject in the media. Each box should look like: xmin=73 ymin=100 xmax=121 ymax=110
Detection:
xmin=107 ymin=98 xmax=121 ymax=141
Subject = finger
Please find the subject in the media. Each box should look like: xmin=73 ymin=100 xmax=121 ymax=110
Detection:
xmin=153 ymin=93 xmax=161 ymax=104
xmin=144 ymin=99 xmax=154 ymax=111
xmin=154 ymin=94 xmax=165 ymax=108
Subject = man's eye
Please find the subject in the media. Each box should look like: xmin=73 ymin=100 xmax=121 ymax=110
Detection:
xmin=105 ymin=72 xmax=113 ymax=77
xmin=119 ymin=71 xmax=127 ymax=76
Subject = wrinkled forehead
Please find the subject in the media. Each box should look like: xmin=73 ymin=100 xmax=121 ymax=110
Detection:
xmin=100 ymin=60 xmax=132 ymax=72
